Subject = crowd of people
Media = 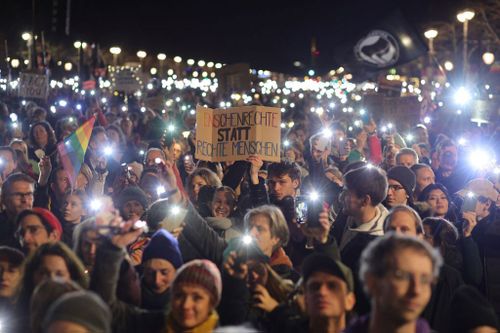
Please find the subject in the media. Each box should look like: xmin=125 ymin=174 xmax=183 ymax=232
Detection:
xmin=0 ymin=69 xmax=498 ymax=333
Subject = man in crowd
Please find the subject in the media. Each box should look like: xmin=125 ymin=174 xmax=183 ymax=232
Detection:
xmin=332 ymin=165 xmax=389 ymax=314
xmin=434 ymin=139 xmax=468 ymax=194
xmin=384 ymin=166 xmax=416 ymax=209
xmin=0 ymin=146 xmax=20 ymax=182
xmin=396 ymin=148 xmax=419 ymax=168
xmin=346 ymin=233 xmax=442 ymax=332
xmin=0 ymin=173 xmax=35 ymax=247
xmin=410 ymin=164 xmax=435 ymax=201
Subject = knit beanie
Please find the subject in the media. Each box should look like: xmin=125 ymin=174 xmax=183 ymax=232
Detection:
xmin=32 ymin=207 xmax=63 ymax=240
xmin=42 ymin=290 xmax=111 ymax=333
xmin=451 ymin=285 xmax=499 ymax=332
xmin=115 ymin=186 xmax=149 ymax=210
xmin=172 ymin=260 xmax=222 ymax=306
xmin=143 ymin=229 xmax=183 ymax=269
xmin=387 ymin=166 xmax=416 ymax=198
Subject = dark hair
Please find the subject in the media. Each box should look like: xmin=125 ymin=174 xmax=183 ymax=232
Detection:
xmin=89 ymin=126 xmax=106 ymax=145
xmin=0 ymin=146 xmax=18 ymax=163
xmin=342 ymin=160 xmax=367 ymax=174
xmin=344 ymin=165 xmax=388 ymax=206
xmin=411 ymin=163 xmax=432 ymax=174
xmin=268 ymin=161 xmax=301 ymax=182
xmin=422 ymin=217 xmax=462 ymax=270
xmin=0 ymin=246 xmax=25 ymax=267
xmin=418 ymin=183 xmax=457 ymax=222
xmin=20 ymin=242 xmax=88 ymax=306
xmin=16 ymin=209 xmax=56 ymax=235
xmin=418 ymin=183 xmax=450 ymax=202
xmin=1 ymin=172 xmax=35 ymax=201
xmin=29 ymin=121 xmax=57 ymax=148
xmin=106 ymin=124 xmax=126 ymax=146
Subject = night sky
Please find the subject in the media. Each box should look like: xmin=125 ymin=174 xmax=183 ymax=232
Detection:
xmin=1 ymin=0 xmax=462 ymax=72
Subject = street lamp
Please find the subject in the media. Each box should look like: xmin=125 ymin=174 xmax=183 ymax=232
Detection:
xmin=457 ymin=9 xmax=475 ymax=82
xmin=73 ymin=41 xmax=87 ymax=49
xmin=482 ymin=52 xmax=495 ymax=65
xmin=424 ymin=29 xmax=438 ymax=53
xmin=10 ymin=58 xmax=20 ymax=69
xmin=157 ymin=53 xmax=166 ymax=75
xmin=444 ymin=61 xmax=454 ymax=71
xmin=21 ymin=32 xmax=33 ymax=69
xmin=109 ymin=46 xmax=121 ymax=66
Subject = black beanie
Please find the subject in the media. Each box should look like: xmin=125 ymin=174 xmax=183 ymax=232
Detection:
xmin=115 ymin=186 xmax=149 ymax=210
xmin=451 ymin=285 xmax=499 ymax=332
xmin=42 ymin=290 xmax=111 ymax=333
xmin=142 ymin=229 xmax=183 ymax=269
xmin=387 ymin=166 xmax=416 ymax=198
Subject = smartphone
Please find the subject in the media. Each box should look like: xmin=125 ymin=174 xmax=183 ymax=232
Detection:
xmin=461 ymin=193 xmax=478 ymax=213
xmin=121 ymin=163 xmax=131 ymax=180
xmin=295 ymin=195 xmax=322 ymax=227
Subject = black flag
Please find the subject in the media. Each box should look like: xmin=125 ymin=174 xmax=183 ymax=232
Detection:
xmin=332 ymin=10 xmax=427 ymax=78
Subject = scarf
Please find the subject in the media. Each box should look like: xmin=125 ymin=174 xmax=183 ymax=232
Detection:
xmin=165 ymin=311 xmax=218 ymax=333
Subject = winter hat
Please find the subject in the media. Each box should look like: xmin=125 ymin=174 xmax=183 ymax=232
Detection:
xmin=0 ymin=246 xmax=24 ymax=266
xmin=142 ymin=229 xmax=183 ymax=269
xmin=387 ymin=166 xmax=416 ymax=198
xmin=115 ymin=186 xmax=149 ymax=210
xmin=32 ymin=208 xmax=63 ymax=240
xmin=302 ymin=253 xmax=354 ymax=292
xmin=42 ymin=290 xmax=111 ymax=333
xmin=457 ymin=178 xmax=498 ymax=202
xmin=451 ymin=285 xmax=499 ymax=332
xmin=172 ymin=260 xmax=222 ymax=306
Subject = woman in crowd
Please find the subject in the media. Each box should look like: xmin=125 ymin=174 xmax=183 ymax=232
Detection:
xmin=186 ymin=167 xmax=222 ymax=206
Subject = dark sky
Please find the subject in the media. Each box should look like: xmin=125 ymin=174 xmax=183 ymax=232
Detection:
xmin=1 ymin=0 xmax=462 ymax=73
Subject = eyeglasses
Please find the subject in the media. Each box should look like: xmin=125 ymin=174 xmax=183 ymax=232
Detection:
xmin=391 ymin=269 xmax=434 ymax=287
xmin=8 ymin=192 xmax=34 ymax=200
xmin=388 ymin=185 xmax=405 ymax=192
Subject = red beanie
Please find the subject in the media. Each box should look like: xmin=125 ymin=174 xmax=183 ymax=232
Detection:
xmin=32 ymin=208 xmax=63 ymax=240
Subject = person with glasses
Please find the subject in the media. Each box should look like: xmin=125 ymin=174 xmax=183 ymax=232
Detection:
xmin=346 ymin=233 xmax=442 ymax=333
xmin=0 ymin=173 xmax=35 ymax=248
xmin=383 ymin=166 xmax=416 ymax=209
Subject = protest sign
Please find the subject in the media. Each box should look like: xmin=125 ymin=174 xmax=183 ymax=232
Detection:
xmin=109 ymin=66 xmax=143 ymax=93
xmin=195 ymin=105 xmax=281 ymax=162
xmin=19 ymin=72 xmax=49 ymax=99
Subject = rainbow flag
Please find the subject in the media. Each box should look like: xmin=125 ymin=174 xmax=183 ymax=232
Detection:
xmin=57 ymin=116 xmax=96 ymax=186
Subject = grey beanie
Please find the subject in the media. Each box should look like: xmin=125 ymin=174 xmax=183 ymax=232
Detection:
xmin=42 ymin=291 xmax=111 ymax=333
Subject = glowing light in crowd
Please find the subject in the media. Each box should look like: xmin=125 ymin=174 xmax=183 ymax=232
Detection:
xmin=444 ymin=61 xmax=454 ymax=71
xmin=58 ymin=100 xmax=68 ymax=107
xmin=187 ymin=59 xmax=195 ymax=65
xmin=310 ymin=191 xmax=320 ymax=201
xmin=458 ymin=137 xmax=467 ymax=146
xmin=9 ymin=113 xmax=18 ymax=122
xmin=109 ymin=46 xmax=121 ymax=55
xmin=22 ymin=32 xmax=32 ymax=41
xmin=482 ymin=52 xmax=495 ymax=65
xmin=454 ymin=87 xmax=472 ymax=105
xmin=174 ymin=56 xmax=182 ymax=63
xmin=171 ymin=205 xmax=181 ymax=215
xmin=156 ymin=185 xmax=166 ymax=196
xmin=157 ymin=53 xmax=166 ymax=61
xmin=136 ymin=51 xmax=147 ymax=59
xmin=90 ymin=199 xmax=102 ymax=211
xmin=423 ymin=116 xmax=431 ymax=124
